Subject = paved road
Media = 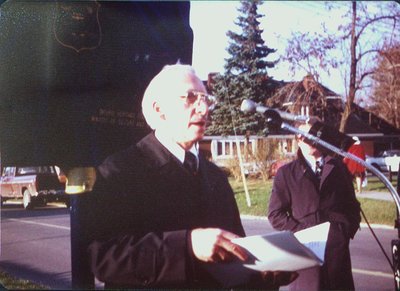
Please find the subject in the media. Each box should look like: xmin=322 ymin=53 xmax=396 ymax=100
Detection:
xmin=0 ymin=203 xmax=397 ymax=290
xmin=0 ymin=204 xmax=71 ymax=289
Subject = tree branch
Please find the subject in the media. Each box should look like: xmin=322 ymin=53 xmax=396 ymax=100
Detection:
xmin=358 ymin=70 xmax=375 ymax=86
xmin=357 ymin=48 xmax=381 ymax=61
xmin=356 ymin=15 xmax=400 ymax=42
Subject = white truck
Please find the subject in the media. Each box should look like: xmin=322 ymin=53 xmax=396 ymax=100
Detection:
xmin=366 ymin=150 xmax=400 ymax=173
xmin=0 ymin=166 xmax=69 ymax=209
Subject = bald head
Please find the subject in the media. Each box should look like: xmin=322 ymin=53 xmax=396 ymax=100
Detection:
xmin=141 ymin=64 xmax=210 ymax=149
xmin=141 ymin=64 xmax=206 ymax=130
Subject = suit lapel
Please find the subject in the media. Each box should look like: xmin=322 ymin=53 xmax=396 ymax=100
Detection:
xmin=294 ymin=159 xmax=321 ymax=202
xmin=320 ymin=156 xmax=335 ymax=186
xmin=198 ymin=156 xmax=215 ymax=196
xmin=137 ymin=133 xmax=203 ymax=192
xmin=138 ymin=133 xmax=201 ymax=181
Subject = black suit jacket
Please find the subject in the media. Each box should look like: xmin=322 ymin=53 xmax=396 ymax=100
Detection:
xmin=86 ymin=132 xmax=245 ymax=288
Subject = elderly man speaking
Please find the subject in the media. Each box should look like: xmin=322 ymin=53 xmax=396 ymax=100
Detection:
xmin=86 ymin=64 xmax=297 ymax=289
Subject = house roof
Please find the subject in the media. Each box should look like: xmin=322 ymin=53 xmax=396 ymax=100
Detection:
xmin=266 ymin=75 xmax=341 ymax=109
xmin=347 ymin=104 xmax=400 ymax=135
xmin=344 ymin=113 xmax=381 ymax=134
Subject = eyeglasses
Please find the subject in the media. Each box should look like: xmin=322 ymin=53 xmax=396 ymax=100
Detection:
xmin=180 ymin=91 xmax=217 ymax=110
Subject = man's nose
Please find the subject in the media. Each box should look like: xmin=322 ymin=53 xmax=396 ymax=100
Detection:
xmin=194 ymin=98 xmax=209 ymax=115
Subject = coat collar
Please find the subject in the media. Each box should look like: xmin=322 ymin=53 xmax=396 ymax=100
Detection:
xmin=320 ymin=155 xmax=335 ymax=184
xmin=297 ymin=149 xmax=335 ymax=186
xmin=154 ymin=130 xmax=199 ymax=164
xmin=137 ymin=132 xmax=176 ymax=169
xmin=136 ymin=133 xmax=203 ymax=180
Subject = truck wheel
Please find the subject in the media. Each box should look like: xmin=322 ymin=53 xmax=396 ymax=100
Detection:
xmin=23 ymin=190 xmax=34 ymax=210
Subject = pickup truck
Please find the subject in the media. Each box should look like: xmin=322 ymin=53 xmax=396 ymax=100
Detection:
xmin=0 ymin=166 xmax=69 ymax=209
xmin=366 ymin=150 xmax=400 ymax=173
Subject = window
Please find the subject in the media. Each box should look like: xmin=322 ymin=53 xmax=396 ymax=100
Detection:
xmin=217 ymin=142 xmax=223 ymax=156
xmin=16 ymin=166 xmax=55 ymax=175
xmin=2 ymin=167 xmax=14 ymax=177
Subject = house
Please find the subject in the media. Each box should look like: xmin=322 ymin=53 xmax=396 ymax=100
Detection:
xmin=345 ymin=104 xmax=400 ymax=156
xmin=203 ymin=73 xmax=399 ymax=163
xmin=199 ymin=134 xmax=295 ymax=169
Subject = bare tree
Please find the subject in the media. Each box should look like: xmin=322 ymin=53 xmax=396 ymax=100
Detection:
xmin=281 ymin=1 xmax=400 ymax=132
xmin=283 ymin=32 xmax=338 ymax=84
xmin=369 ymin=44 xmax=400 ymax=129
xmin=339 ymin=1 xmax=400 ymax=131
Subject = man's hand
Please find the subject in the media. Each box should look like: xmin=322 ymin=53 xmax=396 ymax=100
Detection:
xmin=190 ymin=228 xmax=299 ymax=289
xmin=245 ymin=270 xmax=299 ymax=289
xmin=190 ymin=228 xmax=248 ymax=263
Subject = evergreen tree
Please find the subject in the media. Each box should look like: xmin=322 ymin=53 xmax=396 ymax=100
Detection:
xmin=206 ymin=0 xmax=278 ymax=135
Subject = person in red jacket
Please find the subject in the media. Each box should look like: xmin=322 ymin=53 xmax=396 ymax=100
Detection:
xmin=343 ymin=136 xmax=366 ymax=193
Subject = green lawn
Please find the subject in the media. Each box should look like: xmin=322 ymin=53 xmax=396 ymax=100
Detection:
xmin=0 ymin=270 xmax=48 ymax=290
xmin=363 ymin=174 xmax=398 ymax=192
xmin=231 ymin=177 xmax=397 ymax=227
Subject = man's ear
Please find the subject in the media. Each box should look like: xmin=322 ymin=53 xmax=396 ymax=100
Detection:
xmin=153 ymin=101 xmax=166 ymax=120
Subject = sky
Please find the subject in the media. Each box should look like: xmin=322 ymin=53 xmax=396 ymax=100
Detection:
xmin=189 ymin=1 xmax=397 ymax=98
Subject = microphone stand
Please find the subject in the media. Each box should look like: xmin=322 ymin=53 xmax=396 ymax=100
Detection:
xmin=261 ymin=108 xmax=400 ymax=291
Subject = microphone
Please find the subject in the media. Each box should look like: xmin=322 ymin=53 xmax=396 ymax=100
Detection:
xmin=240 ymin=99 xmax=268 ymax=114
xmin=240 ymin=99 xmax=354 ymax=153
xmin=240 ymin=99 xmax=308 ymax=122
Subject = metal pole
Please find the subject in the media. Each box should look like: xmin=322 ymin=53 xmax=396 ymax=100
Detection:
xmin=70 ymin=193 xmax=95 ymax=289
xmin=397 ymin=163 xmax=399 ymax=202
xmin=393 ymin=163 xmax=400 ymax=291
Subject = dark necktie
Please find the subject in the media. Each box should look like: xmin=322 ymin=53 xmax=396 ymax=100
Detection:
xmin=184 ymin=151 xmax=198 ymax=174
xmin=315 ymin=160 xmax=323 ymax=179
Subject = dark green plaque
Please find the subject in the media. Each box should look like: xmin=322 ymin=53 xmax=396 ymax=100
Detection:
xmin=0 ymin=1 xmax=193 ymax=167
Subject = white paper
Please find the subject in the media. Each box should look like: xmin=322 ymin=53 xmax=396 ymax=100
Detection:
xmin=231 ymin=222 xmax=330 ymax=272
xmin=294 ymin=222 xmax=330 ymax=262
xmin=202 ymin=222 xmax=331 ymax=287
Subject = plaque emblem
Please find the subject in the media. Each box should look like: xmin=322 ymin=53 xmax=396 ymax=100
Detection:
xmin=53 ymin=1 xmax=102 ymax=53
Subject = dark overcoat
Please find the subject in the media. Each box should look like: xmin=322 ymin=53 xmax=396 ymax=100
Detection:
xmin=86 ymin=132 xmax=245 ymax=288
xmin=268 ymin=151 xmax=361 ymax=290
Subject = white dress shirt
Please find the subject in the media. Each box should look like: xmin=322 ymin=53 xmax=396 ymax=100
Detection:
xmin=303 ymin=154 xmax=324 ymax=174
xmin=154 ymin=130 xmax=199 ymax=166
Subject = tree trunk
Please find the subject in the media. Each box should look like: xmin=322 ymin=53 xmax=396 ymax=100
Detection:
xmin=340 ymin=1 xmax=357 ymax=132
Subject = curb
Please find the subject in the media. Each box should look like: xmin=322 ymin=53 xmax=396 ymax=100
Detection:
xmin=356 ymin=191 xmax=393 ymax=202
xmin=240 ymin=215 xmax=394 ymax=230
